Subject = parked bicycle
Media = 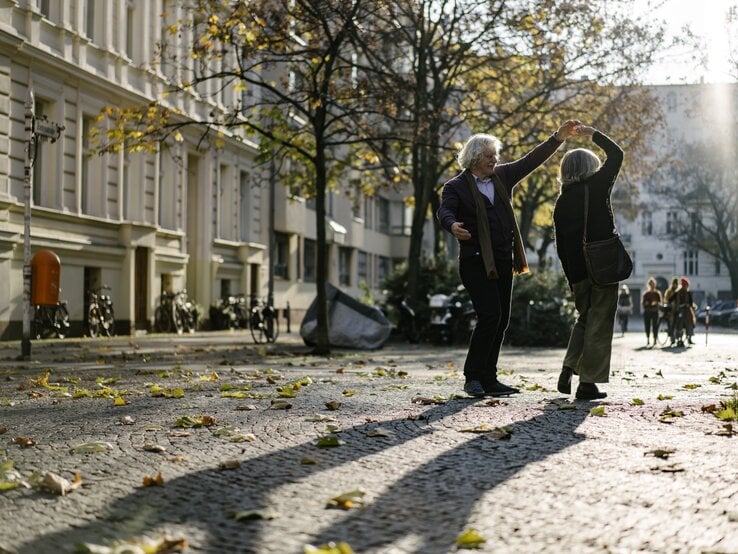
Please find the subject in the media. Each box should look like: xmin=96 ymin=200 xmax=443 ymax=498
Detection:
xmin=155 ymin=290 xmax=197 ymax=334
xmin=209 ymin=294 xmax=249 ymax=330
xmin=33 ymin=301 xmax=70 ymax=339
xmin=86 ymin=285 xmax=115 ymax=338
xmin=249 ymin=296 xmax=279 ymax=344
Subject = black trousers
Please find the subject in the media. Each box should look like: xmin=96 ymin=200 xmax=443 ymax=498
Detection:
xmin=643 ymin=310 xmax=659 ymax=339
xmin=458 ymin=254 xmax=513 ymax=384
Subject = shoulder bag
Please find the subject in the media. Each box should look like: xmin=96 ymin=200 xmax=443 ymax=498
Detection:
xmin=582 ymin=186 xmax=633 ymax=286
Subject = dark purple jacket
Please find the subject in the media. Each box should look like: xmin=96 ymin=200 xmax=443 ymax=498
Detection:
xmin=437 ymin=134 xmax=563 ymax=258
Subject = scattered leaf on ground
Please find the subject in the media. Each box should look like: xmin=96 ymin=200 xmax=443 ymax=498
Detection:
xmin=143 ymin=444 xmax=166 ymax=453
xmin=69 ymin=441 xmax=113 ymax=454
xmin=590 ymin=406 xmax=606 ymax=417
xmin=683 ymin=383 xmax=701 ymax=390
xmin=231 ymin=509 xmax=279 ymax=521
xmin=300 ymin=457 xmax=318 ymax=465
xmin=326 ymin=489 xmax=365 ymax=510
xmin=38 ymin=471 xmax=82 ymax=496
xmin=631 ymin=398 xmax=644 ymax=406
xmin=218 ymin=459 xmax=241 ymax=470
xmin=457 ymin=528 xmax=486 ymax=549
xmin=366 ymin=427 xmax=394 ymax=437
xmin=142 ymin=472 xmax=164 ymax=487
xmin=303 ymin=542 xmax=355 ymax=554
xmin=13 ymin=437 xmax=36 ymax=448
xmin=315 ymin=435 xmax=343 ymax=448
xmin=175 ymin=415 xmax=216 ymax=428
xmin=271 ymin=400 xmax=293 ymax=410
xmin=657 ymin=394 xmax=673 ymax=401
xmin=645 ymin=448 xmax=675 ymax=459
xmin=324 ymin=401 xmax=341 ymax=411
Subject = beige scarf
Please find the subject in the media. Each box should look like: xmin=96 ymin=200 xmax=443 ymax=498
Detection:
xmin=465 ymin=171 xmax=529 ymax=279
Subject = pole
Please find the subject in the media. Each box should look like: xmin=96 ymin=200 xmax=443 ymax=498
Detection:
xmin=21 ymin=90 xmax=35 ymax=360
xmin=267 ymin=156 xmax=275 ymax=311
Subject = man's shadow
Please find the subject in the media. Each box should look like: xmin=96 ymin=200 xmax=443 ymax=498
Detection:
xmin=18 ymin=399 xmax=588 ymax=554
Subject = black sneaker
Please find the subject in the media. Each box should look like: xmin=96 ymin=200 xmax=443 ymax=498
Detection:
xmin=464 ymin=380 xmax=485 ymax=398
xmin=483 ymin=380 xmax=520 ymax=397
xmin=557 ymin=366 xmax=574 ymax=394
xmin=575 ymin=382 xmax=607 ymax=400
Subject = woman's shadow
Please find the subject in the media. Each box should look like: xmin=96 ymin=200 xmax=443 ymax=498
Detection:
xmin=18 ymin=399 xmax=589 ymax=554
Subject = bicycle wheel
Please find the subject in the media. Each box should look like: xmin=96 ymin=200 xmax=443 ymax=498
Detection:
xmin=102 ymin=306 xmax=115 ymax=336
xmin=263 ymin=309 xmax=279 ymax=343
xmin=33 ymin=306 xmax=47 ymax=339
xmin=155 ymin=305 xmax=171 ymax=333
xmin=172 ymin=305 xmax=184 ymax=335
xmin=88 ymin=304 xmax=101 ymax=338
xmin=54 ymin=304 xmax=70 ymax=339
xmin=250 ymin=311 xmax=266 ymax=344
xmin=673 ymin=317 xmax=685 ymax=346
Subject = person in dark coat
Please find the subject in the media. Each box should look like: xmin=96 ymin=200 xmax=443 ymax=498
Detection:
xmin=437 ymin=120 xmax=581 ymax=397
xmin=553 ymin=125 xmax=624 ymax=400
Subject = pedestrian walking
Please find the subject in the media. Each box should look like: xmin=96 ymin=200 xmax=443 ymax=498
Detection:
xmin=642 ymin=277 xmax=662 ymax=346
xmin=617 ymin=284 xmax=633 ymax=336
xmin=553 ymin=125 xmax=624 ymax=400
xmin=437 ymin=120 xmax=581 ymax=397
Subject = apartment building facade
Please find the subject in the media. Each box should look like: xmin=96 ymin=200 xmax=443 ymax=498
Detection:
xmin=613 ymin=83 xmax=737 ymax=310
xmin=0 ymin=0 xmax=422 ymax=339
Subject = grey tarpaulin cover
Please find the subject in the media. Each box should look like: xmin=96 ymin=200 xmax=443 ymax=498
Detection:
xmin=300 ymin=284 xmax=391 ymax=349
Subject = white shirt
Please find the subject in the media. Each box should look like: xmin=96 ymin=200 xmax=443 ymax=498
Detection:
xmin=474 ymin=175 xmax=495 ymax=206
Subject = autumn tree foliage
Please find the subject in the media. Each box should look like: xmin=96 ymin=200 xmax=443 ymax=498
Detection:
xmin=97 ymin=0 xmax=666 ymax=350
xmin=349 ymin=0 xmax=665 ymax=297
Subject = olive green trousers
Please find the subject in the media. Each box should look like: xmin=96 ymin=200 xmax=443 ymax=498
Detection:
xmin=562 ymin=279 xmax=619 ymax=383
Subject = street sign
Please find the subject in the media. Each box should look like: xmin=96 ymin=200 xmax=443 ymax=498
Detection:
xmin=34 ymin=118 xmax=64 ymax=142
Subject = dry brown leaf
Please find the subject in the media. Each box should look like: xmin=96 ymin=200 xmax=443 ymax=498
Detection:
xmin=39 ymin=471 xmax=82 ymax=496
xmin=142 ymin=472 xmax=164 ymax=487
xmin=13 ymin=437 xmax=36 ymax=448
xmin=218 ymin=459 xmax=241 ymax=470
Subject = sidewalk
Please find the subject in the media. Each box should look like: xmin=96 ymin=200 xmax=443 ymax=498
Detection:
xmin=0 ymin=330 xmax=736 ymax=553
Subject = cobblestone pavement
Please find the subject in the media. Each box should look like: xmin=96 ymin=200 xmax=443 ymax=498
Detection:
xmin=0 ymin=329 xmax=736 ymax=554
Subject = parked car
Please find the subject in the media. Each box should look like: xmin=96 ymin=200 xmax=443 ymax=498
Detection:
xmin=716 ymin=299 xmax=738 ymax=326
xmin=709 ymin=299 xmax=738 ymax=326
xmin=729 ymin=310 xmax=738 ymax=328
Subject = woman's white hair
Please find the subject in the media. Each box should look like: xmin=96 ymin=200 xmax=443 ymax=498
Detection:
xmin=457 ymin=134 xmax=502 ymax=170
xmin=559 ymin=148 xmax=601 ymax=186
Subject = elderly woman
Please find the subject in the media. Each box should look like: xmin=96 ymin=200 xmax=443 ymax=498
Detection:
xmin=553 ymin=125 xmax=623 ymax=400
xmin=437 ymin=120 xmax=581 ymax=397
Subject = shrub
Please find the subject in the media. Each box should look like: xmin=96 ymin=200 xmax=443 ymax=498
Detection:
xmin=507 ymin=270 xmax=576 ymax=347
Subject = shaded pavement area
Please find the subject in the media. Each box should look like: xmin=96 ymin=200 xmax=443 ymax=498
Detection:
xmin=0 ymin=329 xmax=736 ymax=553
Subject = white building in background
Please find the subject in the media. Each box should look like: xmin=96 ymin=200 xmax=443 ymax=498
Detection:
xmin=0 ymin=0 xmax=426 ymax=339
xmin=614 ymin=83 xmax=737 ymax=310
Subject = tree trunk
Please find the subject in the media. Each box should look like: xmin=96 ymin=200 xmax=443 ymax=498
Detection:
xmin=313 ymin=146 xmax=331 ymax=355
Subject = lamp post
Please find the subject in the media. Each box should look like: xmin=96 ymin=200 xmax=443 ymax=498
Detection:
xmin=21 ymin=89 xmax=64 ymax=360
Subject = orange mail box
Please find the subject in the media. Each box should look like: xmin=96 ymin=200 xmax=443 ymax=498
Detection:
xmin=31 ymin=250 xmax=61 ymax=305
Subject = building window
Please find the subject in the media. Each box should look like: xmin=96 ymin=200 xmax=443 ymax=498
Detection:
xmin=303 ymin=238 xmax=316 ymax=283
xmin=275 ymin=232 xmax=289 ymax=279
xmin=357 ymin=251 xmax=368 ymax=284
xmin=85 ymin=0 xmax=96 ymax=42
xmin=39 ymin=0 xmax=51 ymax=18
xmin=239 ymin=171 xmax=250 ymax=242
xmin=364 ymin=196 xmax=373 ymax=229
xmin=377 ymin=255 xmax=390 ymax=286
xmin=641 ymin=210 xmax=652 ymax=236
xmin=339 ymin=247 xmax=351 ymax=287
xmin=126 ymin=1 xmax=135 ymax=60
xmin=377 ymin=197 xmax=390 ymax=234
xmin=683 ymin=250 xmax=698 ymax=276
xmin=666 ymin=211 xmax=679 ymax=234
xmin=81 ymin=116 xmax=95 ymax=215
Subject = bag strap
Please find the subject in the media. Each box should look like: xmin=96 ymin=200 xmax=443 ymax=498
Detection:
xmin=583 ymin=185 xmax=589 ymax=243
